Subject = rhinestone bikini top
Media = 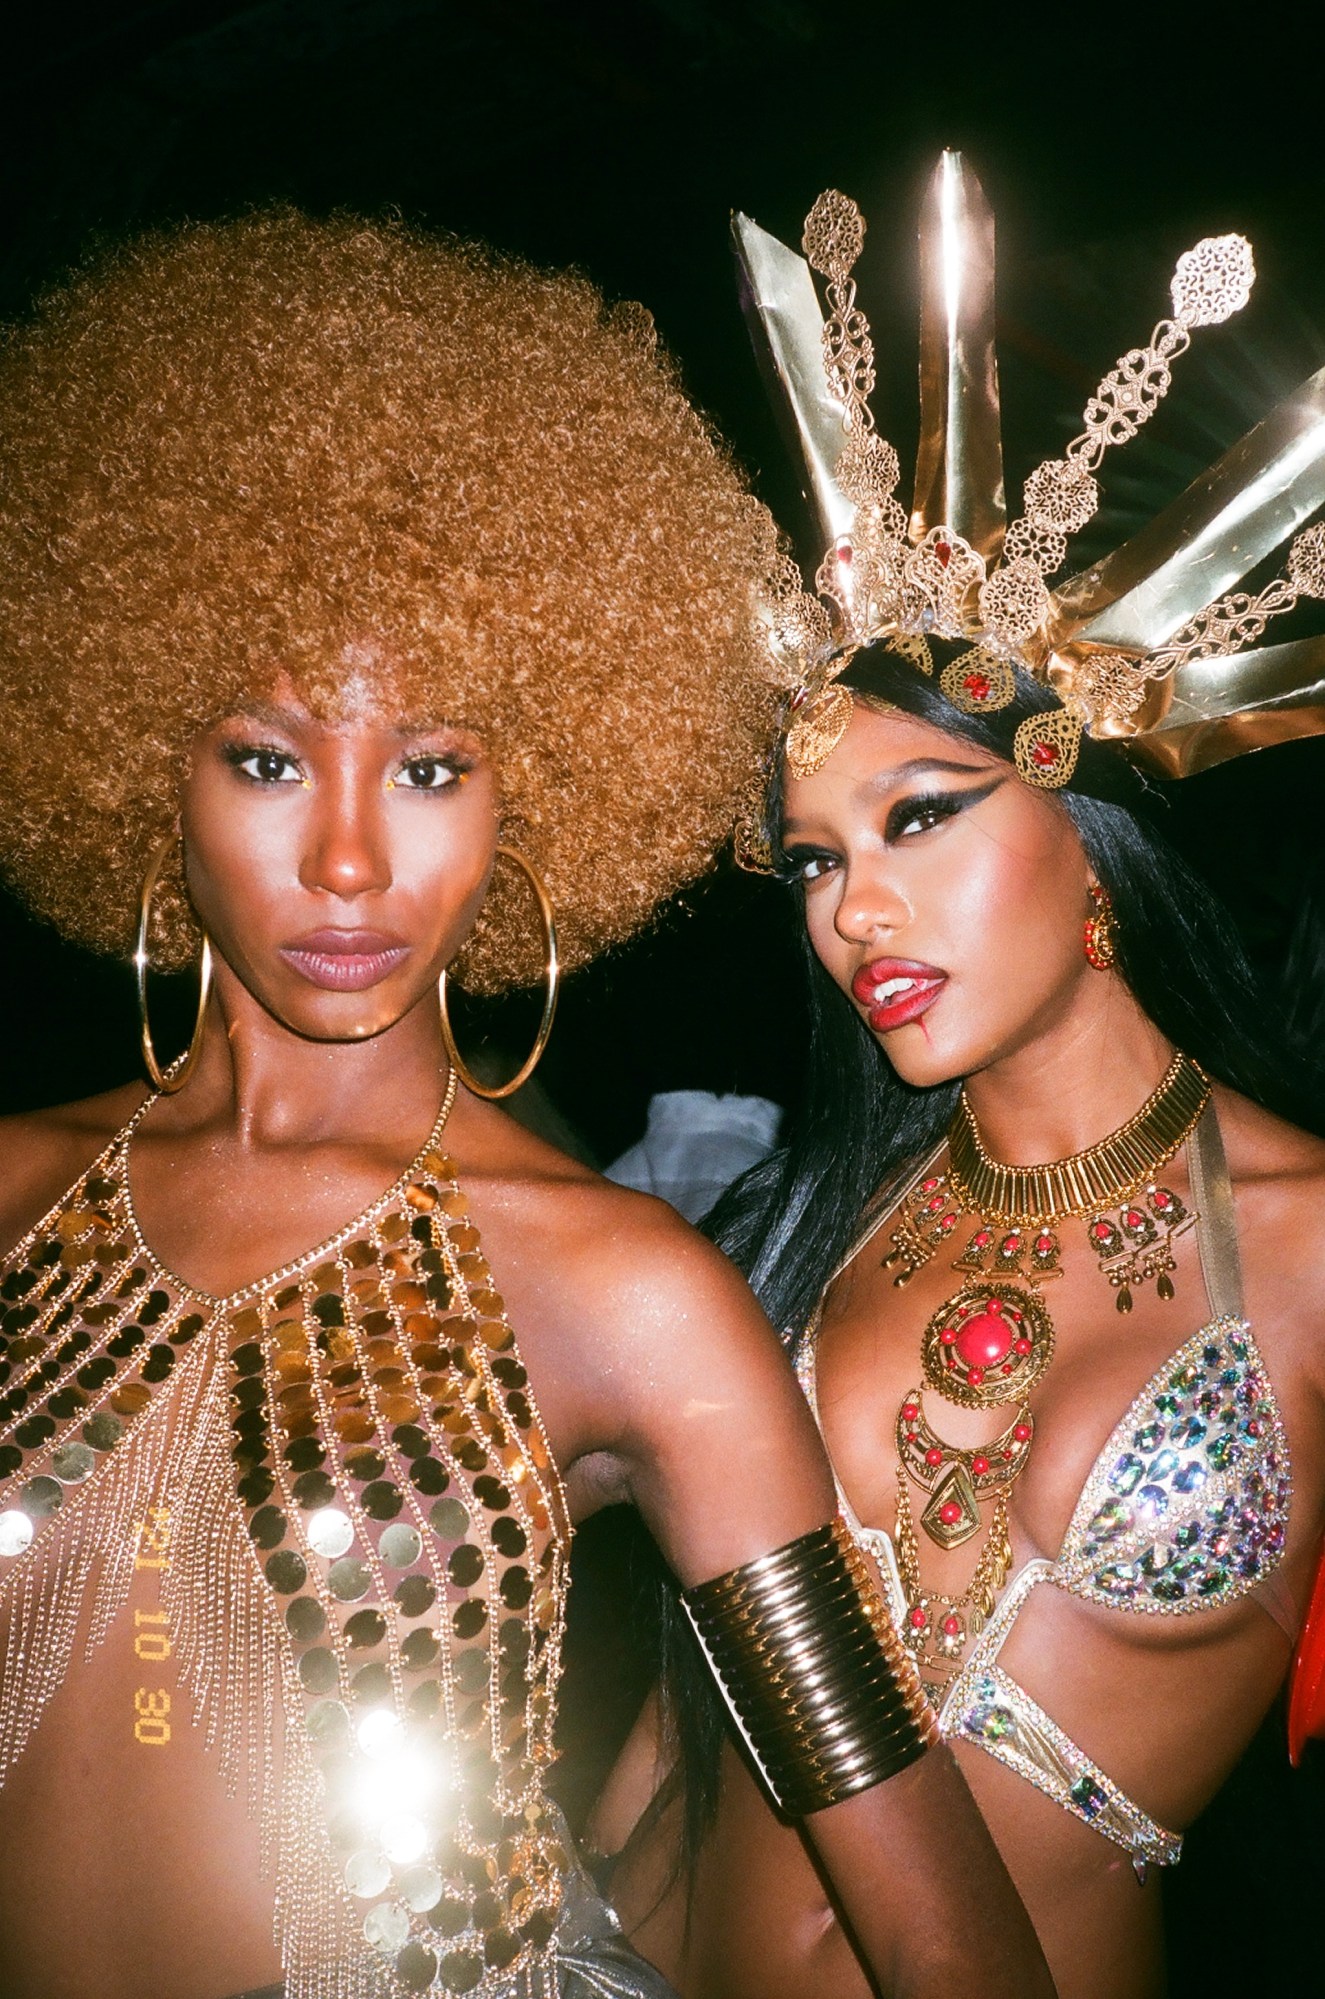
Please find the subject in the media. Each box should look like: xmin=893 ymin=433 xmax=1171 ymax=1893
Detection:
xmin=0 ymin=1091 xmax=573 ymax=1998
xmin=800 ymin=1102 xmax=1292 ymax=1872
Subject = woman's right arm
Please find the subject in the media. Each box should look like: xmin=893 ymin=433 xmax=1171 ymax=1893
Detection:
xmin=576 ymin=1205 xmax=1054 ymax=1999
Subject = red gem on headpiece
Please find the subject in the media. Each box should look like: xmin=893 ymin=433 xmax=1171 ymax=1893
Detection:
xmin=1031 ymin=739 xmax=1060 ymax=770
xmin=963 ymin=671 xmax=992 ymax=702
xmin=934 ymin=541 xmax=952 ymax=568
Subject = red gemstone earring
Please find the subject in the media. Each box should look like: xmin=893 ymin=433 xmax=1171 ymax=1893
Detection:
xmin=1083 ymin=883 xmax=1117 ymax=970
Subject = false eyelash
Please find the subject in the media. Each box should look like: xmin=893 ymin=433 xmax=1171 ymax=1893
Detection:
xmin=771 ymin=845 xmax=832 ymax=886
xmin=399 ymin=753 xmax=477 ymax=779
xmin=883 ymin=789 xmax=965 ymax=840
xmin=884 ymin=777 xmax=1005 ymax=841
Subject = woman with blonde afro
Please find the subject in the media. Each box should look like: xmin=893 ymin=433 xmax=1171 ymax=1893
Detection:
xmin=0 ymin=210 xmax=1049 ymax=1999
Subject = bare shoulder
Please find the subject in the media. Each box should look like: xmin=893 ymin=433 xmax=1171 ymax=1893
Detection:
xmin=433 ymin=1105 xmax=829 ymax=1549
xmin=1214 ymin=1080 xmax=1325 ymax=1203
xmin=456 ymin=1101 xmax=769 ymax=1365
xmin=1213 ymin=1082 xmax=1325 ymax=1372
xmin=0 ymin=1082 xmax=144 ymax=1252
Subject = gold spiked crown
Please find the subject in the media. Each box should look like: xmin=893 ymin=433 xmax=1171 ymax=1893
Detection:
xmin=735 ymin=153 xmax=1325 ymax=801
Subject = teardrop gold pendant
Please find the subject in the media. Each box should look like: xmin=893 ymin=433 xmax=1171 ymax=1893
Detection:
xmin=1013 ymin=704 xmax=1083 ymax=789
xmin=785 ymin=683 xmax=854 ymax=778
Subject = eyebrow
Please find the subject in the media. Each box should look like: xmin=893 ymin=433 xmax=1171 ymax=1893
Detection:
xmin=856 ymin=755 xmax=997 ymax=797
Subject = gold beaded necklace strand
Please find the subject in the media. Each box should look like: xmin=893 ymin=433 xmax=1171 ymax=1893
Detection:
xmin=886 ymin=1053 xmax=1210 ymax=1686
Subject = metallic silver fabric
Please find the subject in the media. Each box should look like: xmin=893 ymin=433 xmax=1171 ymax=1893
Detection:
xmin=494 ymin=1806 xmax=678 ymax=1998
xmin=540 ymin=1857 xmax=679 ymax=1998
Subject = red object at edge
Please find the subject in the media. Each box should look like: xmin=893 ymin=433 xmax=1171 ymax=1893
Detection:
xmin=1288 ymin=1536 xmax=1325 ymax=1765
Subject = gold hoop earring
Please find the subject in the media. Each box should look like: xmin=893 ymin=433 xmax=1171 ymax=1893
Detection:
xmin=134 ymin=832 xmax=213 ymax=1094
xmin=439 ymin=846 xmax=559 ymax=1101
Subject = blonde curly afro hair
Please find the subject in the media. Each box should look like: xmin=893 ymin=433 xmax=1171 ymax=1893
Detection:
xmin=0 ymin=208 xmax=779 ymax=989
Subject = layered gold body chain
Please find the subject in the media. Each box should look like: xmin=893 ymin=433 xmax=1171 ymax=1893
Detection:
xmin=886 ymin=1053 xmax=1210 ymax=1687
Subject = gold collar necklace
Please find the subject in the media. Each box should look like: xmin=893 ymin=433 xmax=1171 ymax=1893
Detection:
xmin=947 ymin=1051 xmax=1211 ymax=1223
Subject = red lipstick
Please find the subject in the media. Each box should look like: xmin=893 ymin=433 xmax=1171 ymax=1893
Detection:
xmin=851 ymin=957 xmax=947 ymax=1034
xmin=279 ymin=928 xmax=410 ymax=993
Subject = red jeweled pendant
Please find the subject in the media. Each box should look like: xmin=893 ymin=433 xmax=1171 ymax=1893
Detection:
xmin=921 ymin=1281 xmax=1055 ymax=1409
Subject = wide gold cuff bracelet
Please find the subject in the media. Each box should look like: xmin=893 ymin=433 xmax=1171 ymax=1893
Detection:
xmin=681 ymin=1516 xmax=939 ymax=1816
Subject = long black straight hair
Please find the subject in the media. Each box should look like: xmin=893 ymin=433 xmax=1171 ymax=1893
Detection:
xmin=647 ymin=636 xmax=1325 ymax=1873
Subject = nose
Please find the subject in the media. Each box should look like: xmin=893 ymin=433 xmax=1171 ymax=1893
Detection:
xmin=832 ymin=858 xmax=909 ymax=950
xmin=297 ymin=755 xmax=392 ymax=900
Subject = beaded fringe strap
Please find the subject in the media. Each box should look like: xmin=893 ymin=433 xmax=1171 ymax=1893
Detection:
xmin=682 ymin=1517 xmax=938 ymax=1816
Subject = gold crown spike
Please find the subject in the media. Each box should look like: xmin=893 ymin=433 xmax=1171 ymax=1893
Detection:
xmin=911 ymin=152 xmax=1006 ymax=566
xmin=1050 ymin=365 xmax=1325 ymax=659
xmin=733 ymin=212 xmax=859 ymax=554
xmin=1118 ymin=633 xmax=1325 ymax=777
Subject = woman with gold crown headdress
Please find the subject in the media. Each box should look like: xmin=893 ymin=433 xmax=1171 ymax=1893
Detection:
xmin=0 ymin=208 xmax=1055 ymax=1998
xmin=592 ymin=157 xmax=1325 ymax=1997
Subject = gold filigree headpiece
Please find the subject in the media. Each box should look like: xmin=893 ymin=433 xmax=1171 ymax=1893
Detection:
xmin=737 ymin=153 xmax=1325 ymax=804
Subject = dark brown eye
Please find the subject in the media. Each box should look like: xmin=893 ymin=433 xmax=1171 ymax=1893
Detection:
xmin=890 ymin=797 xmax=955 ymax=839
xmin=394 ymin=757 xmax=459 ymax=791
xmin=225 ymin=743 xmax=303 ymax=784
xmin=799 ymin=854 xmax=836 ymax=882
xmin=775 ymin=847 xmax=838 ymax=886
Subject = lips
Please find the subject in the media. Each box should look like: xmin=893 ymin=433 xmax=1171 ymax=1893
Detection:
xmin=850 ymin=957 xmax=947 ymax=1034
xmin=279 ymin=928 xmax=411 ymax=993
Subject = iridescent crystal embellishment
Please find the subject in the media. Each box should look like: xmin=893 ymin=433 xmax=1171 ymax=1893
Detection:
xmin=1063 ymin=1322 xmax=1290 ymax=1611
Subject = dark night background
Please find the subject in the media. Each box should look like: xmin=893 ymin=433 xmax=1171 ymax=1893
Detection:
xmin=2 ymin=2 xmax=1323 ymax=1989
